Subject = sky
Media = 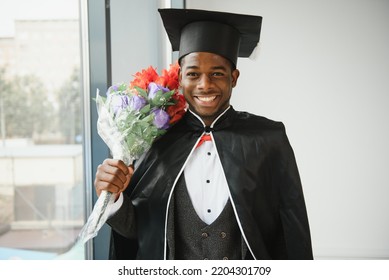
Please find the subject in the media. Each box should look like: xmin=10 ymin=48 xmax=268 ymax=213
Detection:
xmin=0 ymin=0 xmax=78 ymax=37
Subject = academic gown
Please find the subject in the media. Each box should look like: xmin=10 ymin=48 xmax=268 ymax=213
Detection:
xmin=108 ymin=107 xmax=313 ymax=260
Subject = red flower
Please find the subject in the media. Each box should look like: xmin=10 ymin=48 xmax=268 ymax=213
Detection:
xmin=167 ymin=92 xmax=187 ymax=124
xmin=155 ymin=62 xmax=180 ymax=90
xmin=127 ymin=62 xmax=187 ymax=124
xmin=129 ymin=66 xmax=158 ymax=90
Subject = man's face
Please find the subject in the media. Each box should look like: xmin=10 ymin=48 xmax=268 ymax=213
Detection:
xmin=179 ymin=52 xmax=240 ymax=126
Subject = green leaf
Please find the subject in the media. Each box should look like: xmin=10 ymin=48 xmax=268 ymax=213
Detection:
xmin=151 ymin=89 xmax=175 ymax=107
xmin=139 ymin=104 xmax=151 ymax=115
xmin=134 ymin=86 xmax=148 ymax=99
xmin=118 ymin=83 xmax=127 ymax=92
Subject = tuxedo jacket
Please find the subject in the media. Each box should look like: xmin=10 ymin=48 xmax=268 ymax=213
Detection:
xmin=107 ymin=107 xmax=313 ymax=260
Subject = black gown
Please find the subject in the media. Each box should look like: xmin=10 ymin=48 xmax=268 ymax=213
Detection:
xmin=108 ymin=107 xmax=313 ymax=260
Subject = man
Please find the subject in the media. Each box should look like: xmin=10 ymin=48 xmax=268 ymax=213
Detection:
xmin=94 ymin=8 xmax=313 ymax=260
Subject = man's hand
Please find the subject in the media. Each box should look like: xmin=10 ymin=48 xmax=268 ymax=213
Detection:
xmin=94 ymin=159 xmax=134 ymax=199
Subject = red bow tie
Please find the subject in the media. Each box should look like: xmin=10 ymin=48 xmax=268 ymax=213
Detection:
xmin=196 ymin=134 xmax=212 ymax=148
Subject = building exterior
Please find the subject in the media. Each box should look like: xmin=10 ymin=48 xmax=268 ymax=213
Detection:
xmin=0 ymin=19 xmax=80 ymax=91
xmin=0 ymin=144 xmax=83 ymax=254
xmin=0 ymin=37 xmax=16 ymax=78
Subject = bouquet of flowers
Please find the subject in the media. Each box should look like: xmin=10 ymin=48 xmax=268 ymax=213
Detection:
xmin=78 ymin=62 xmax=186 ymax=243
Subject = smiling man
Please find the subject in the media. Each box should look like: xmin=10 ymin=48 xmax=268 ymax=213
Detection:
xmin=179 ymin=52 xmax=239 ymax=126
xmin=95 ymin=8 xmax=313 ymax=260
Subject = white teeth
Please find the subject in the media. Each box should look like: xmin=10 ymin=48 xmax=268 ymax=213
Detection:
xmin=197 ymin=96 xmax=216 ymax=102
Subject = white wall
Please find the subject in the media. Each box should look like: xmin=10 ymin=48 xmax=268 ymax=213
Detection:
xmin=187 ymin=0 xmax=389 ymax=259
xmin=110 ymin=0 xmax=174 ymax=84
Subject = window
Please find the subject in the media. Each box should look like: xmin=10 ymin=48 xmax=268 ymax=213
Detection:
xmin=0 ymin=0 xmax=85 ymax=260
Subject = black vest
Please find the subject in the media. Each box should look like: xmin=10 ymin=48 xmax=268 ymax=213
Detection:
xmin=171 ymin=176 xmax=242 ymax=260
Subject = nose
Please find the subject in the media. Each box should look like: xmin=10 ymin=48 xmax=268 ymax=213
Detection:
xmin=197 ymin=74 xmax=213 ymax=91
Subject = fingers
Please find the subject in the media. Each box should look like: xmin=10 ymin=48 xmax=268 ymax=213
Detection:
xmin=121 ymin=165 xmax=134 ymax=192
xmin=94 ymin=159 xmax=134 ymax=197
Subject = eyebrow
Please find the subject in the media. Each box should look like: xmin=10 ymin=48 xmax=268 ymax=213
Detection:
xmin=184 ymin=65 xmax=199 ymax=70
xmin=211 ymin=65 xmax=228 ymax=71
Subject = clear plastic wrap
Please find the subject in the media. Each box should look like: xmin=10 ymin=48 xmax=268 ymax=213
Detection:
xmin=77 ymin=89 xmax=134 ymax=244
xmin=77 ymin=63 xmax=186 ymax=244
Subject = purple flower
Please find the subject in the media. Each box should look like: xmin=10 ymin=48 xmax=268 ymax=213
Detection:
xmin=129 ymin=95 xmax=146 ymax=111
xmin=148 ymin=82 xmax=169 ymax=99
xmin=152 ymin=108 xmax=170 ymax=129
xmin=107 ymin=93 xmax=130 ymax=115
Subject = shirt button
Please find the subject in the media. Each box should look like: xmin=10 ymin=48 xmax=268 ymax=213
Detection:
xmin=206 ymin=180 xmax=210 ymax=183
xmin=207 ymin=152 xmax=211 ymax=156
xmin=220 ymin=232 xmax=227 ymax=239
xmin=223 ymin=257 xmax=229 ymax=260
xmin=201 ymin=232 xmax=209 ymax=238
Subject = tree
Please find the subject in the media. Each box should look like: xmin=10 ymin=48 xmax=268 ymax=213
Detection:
xmin=0 ymin=68 xmax=12 ymax=142
xmin=0 ymin=67 xmax=54 ymax=140
xmin=56 ymin=66 xmax=82 ymax=144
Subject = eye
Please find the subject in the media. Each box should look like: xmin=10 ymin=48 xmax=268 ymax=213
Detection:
xmin=186 ymin=72 xmax=198 ymax=77
xmin=212 ymin=71 xmax=225 ymax=77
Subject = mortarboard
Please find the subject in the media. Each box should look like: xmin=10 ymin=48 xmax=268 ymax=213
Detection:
xmin=158 ymin=8 xmax=262 ymax=67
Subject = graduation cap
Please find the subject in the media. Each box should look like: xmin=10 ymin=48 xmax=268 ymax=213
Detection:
xmin=158 ymin=8 xmax=262 ymax=67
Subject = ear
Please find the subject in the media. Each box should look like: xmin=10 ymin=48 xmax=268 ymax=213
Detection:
xmin=231 ymin=69 xmax=240 ymax=88
xmin=178 ymin=67 xmax=183 ymax=87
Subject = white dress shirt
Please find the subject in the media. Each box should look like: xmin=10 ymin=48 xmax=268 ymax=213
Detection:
xmin=184 ymin=137 xmax=229 ymax=225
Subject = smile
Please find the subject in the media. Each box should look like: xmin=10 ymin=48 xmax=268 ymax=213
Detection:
xmin=195 ymin=96 xmax=217 ymax=102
